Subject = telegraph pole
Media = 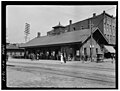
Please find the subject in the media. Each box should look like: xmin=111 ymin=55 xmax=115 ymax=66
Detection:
xmin=90 ymin=19 xmax=93 ymax=62
xmin=24 ymin=23 xmax=30 ymax=43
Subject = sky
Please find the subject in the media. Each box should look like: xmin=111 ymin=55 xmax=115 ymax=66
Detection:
xmin=6 ymin=5 xmax=116 ymax=43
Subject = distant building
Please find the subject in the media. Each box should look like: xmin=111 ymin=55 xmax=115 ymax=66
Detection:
xmin=6 ymin=43 xmax=25 ymax=58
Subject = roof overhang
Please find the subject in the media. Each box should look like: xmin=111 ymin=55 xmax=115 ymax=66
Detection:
xmin=104 ymin=45 xmax=115 ymax=53
xmin=21 ymin=41 xmax=82 ymax=48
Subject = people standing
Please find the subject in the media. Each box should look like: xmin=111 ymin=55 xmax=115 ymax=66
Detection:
xmin=37 ymin=53 xmax=39 ymax=60
xmin=111 ymin=54 xmax=115 ymax=63
xmin=81 ymin=55 xmax=85 ymax=63
xmin=61 ymin=53 xmax=64 ymax=64
xmin=31 ymin=53 xmax=35 ymax=61
xmin=64 ymin=53 xmax=66 ymax=63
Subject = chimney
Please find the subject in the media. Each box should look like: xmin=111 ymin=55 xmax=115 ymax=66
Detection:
xmin=37 ymin=32 xmax=41 ymax=38
xmin=103 ymin=10 xmax=105 ymax=14
xmin=93 ymin=13 xmax=96 ymax=17
xmin=69 ymin=20 xmax=72 ymax=32
xmin=69 ymin=20 xmax=72 ymax=25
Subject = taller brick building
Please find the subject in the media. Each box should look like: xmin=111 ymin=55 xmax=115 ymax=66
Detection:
xmin=47 ymin=11 xmax=116 ymax=45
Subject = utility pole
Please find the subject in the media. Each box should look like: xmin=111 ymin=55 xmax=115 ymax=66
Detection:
xmin=90 ymin=19 xmax=93 ymax=62
xmin=24 ymin=23 xmax=30 ymax=43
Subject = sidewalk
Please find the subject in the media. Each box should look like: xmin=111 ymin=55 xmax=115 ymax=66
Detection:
xmin=7 ymin=58 xmax=115 ymax=70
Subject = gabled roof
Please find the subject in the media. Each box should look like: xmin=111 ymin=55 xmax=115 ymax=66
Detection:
xmin=20 ymin=29 xmax=91 ymax=48
xmin=93 ymin=27 xmax=109 ymax=43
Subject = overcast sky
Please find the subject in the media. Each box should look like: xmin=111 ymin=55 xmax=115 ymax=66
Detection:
xmin=6 ymin=5 xmax=116 ymax=43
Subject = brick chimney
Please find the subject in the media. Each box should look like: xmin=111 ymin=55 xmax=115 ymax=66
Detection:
xmin=103 ymin=10 xmax=105 ymax=14
xmin=37 ymin=32 xmax=41 ymax=38
xmin=69 ymin=20 xmax=72 ymax=32
xmin=69 ymin=20 xmax=72 ymax=25
xmin=93 ymin=13 xmax=96 ymax=17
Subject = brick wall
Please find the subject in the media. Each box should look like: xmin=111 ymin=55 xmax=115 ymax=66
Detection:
xmin=80 ymin=37 xmax=103 ymax=57
xmin=103 ymin=14 xmax=116 ymax=44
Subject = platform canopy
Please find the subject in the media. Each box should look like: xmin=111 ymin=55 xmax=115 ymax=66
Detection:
xmin=104 ymin=45 xmax=115 ymax=53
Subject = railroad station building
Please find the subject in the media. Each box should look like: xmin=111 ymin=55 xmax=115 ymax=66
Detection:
xmin=20 ymin=11 xmax=116 ymax=61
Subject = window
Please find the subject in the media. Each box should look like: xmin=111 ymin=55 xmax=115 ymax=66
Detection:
xmin=104 ymin=18 xmax=106 ymax=24
xmin=110 ymin=25 xmax=111 ymax=34
xmin=104 ymin=18 xmax=107 ymax=24
xmin=113 ymin=36 xmax=115 ymax=42
xmin=96 ymin=48 xmax=98 ymax=54
xmin=107 ymin=24 xmax=109 ymax=32
xmin=110 ymin=25 xmax=111 ymax=29
xmin=107 ymin=35 xmax=109 ymax=41
xmin=104 ymin=24 xmax=106 ymax=34
xmin=113 ymin=26 xmax=114 ymax=30
xmin=112 ymin=26 xmax=115 ymax=36
xmin=110 ymin=35 xmax=112 ymax=41
xmin=84 ymin=48 xmax=87 ymax=55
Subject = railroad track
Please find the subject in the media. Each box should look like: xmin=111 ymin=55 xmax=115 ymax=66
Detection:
xmin=7 ymin=64 xmax=115 ymax=86
xmin=7 ymin=61 xmax=115 ymax=72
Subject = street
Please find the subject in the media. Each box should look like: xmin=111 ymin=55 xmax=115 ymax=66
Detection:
xmin=6 ymin=58 xmax=116 ymax=88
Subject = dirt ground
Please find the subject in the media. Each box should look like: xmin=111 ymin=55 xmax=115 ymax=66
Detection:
xmin=6 ymin=58 xmax=116 ymax=88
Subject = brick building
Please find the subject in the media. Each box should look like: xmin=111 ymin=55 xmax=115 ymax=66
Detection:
xmin=47 ymin=11 xmax=116 ymax=45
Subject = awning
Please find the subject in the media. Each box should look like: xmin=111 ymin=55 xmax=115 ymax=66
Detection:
xmin=104 ymin=45 xmax=115 ymax=53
